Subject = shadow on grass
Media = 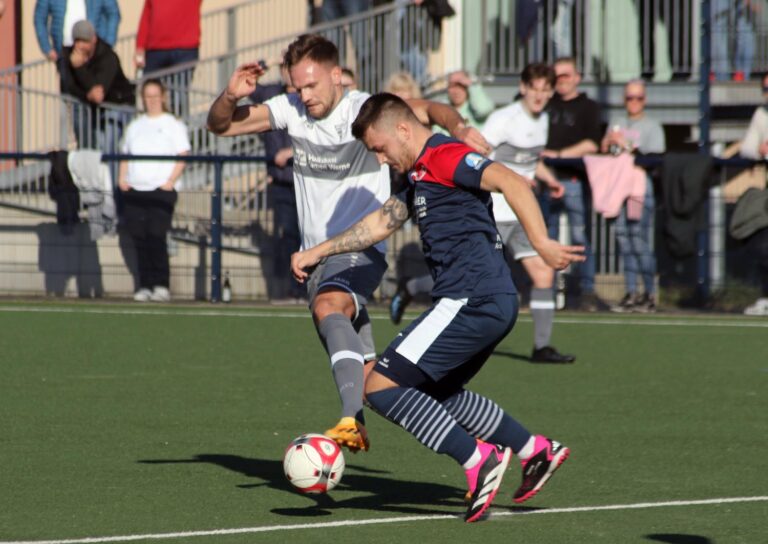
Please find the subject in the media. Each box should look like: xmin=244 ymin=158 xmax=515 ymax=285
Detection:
xmin=492 ymin=350 xmax=533 ymax=363
xmin=645 ymin=535 xmax=713 ymax=544
xmin=139 ymin=454 xmax=465 ymax=517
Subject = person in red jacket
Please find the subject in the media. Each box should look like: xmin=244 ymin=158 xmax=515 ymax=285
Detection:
xmin=133 ymin=0 xmax=201 ymax=116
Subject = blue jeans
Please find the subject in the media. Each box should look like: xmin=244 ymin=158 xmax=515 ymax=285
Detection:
xmin=145 ymin=48 xmax=199 ymax=117
xmin=547 ymin=179 xmax=596 ymax=294
xmin=614 ymin=180 xmax=656 ymax=295
xmin=712 ymin=0 xmax=754 ymax=80
xmin=320 ymin=0 xmax=373 ymax=86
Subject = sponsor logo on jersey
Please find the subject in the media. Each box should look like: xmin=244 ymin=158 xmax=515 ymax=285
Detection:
xmin=414 ymin=195 xmax=428 ymax=219
xmin=465 ymin=153 xmax=488 ymax=170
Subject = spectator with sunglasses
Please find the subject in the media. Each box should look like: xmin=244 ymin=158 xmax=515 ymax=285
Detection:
xmin=601 ymin=79 xmax=665 ymax=313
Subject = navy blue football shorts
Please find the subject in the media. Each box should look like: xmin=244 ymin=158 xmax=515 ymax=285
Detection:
xmin=374 ymin=293 xmax=519 ymax=398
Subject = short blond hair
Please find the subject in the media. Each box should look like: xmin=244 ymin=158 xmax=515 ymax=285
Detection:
xmin=384 ymin=71 xmax=422 ymax=100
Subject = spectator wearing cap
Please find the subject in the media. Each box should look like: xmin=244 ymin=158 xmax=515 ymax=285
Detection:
xmin=63 ymin=19 xmax=134 ymax=149
xmin=134 ymin=0 xmax=202 ymax=116
xmin=34 ymin=0 xmax=120 ymax=64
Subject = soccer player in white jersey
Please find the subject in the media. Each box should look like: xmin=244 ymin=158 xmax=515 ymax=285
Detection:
xmin=207 ymin=34 xmax=491 ymax=452
xmin=481 ymin=63 xmax=576 ymax=363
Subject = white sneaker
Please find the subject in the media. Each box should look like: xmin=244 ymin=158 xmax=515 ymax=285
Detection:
xmin=150 ymin=286 xmax=171 ymax=302
xmin=133 ymin=288 xmax=152 ymax=302
xmin=744 ymin=297 xmax=768 ymax=316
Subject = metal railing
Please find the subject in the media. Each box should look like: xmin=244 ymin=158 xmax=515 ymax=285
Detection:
xmin=0 ymin=151 xmax=273 ymax=301
xmin=1 ymin=150 xmax=766 ymax=306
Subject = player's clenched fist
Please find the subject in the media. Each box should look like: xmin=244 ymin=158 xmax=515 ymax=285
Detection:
xmin=224 ymin=62 xmax=268 ymax=101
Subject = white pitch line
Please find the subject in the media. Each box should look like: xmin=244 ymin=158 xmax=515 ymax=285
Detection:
xmin=2 ymin=496 xmax=766 ymax=544
xmin=1 ymin=305 xmax=768 ymax=328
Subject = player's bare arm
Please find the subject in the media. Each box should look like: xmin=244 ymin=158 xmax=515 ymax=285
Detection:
xmin=480 ymin=162 xmax=584 ymax=270
xmin=291 ymin=196 xmax=410 ymax=282
xmin=207 ymin=63 xmax=273 ymax=136
xmin=405 ymin=98 xmax=491 ymax=155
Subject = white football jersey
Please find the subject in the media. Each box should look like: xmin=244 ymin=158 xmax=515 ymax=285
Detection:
xmin=265 ymin=90 xmax=390 ymax=252
xmin=482 ymin=100 xmax=548 ymax=223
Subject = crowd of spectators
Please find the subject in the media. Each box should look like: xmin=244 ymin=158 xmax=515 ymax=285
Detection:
xmin=24 ymin=0 xmax=768 ymax=313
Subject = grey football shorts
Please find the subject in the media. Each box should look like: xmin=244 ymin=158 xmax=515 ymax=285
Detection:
xmin=497 ymin=221 xmax=538 ymax=261
xmin=307 ymin=247 xmax=388 ymax=318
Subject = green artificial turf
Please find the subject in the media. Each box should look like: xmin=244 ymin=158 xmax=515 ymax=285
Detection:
xmin=1 ymin=303 xmax=766 ymax=543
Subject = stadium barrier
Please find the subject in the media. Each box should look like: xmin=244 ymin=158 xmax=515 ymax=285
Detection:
xmin=1 ymin=151 xmax=766 ymax=309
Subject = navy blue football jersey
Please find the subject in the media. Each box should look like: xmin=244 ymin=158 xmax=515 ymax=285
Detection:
xmin=394 ymin=134 xmax=517 ymax=298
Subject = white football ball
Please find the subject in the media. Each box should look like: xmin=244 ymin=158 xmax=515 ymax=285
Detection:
xmin=283 ymin=433 xmax=345 ymax=494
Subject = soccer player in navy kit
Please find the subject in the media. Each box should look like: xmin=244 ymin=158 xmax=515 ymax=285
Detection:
xmin=291 ymin=94 xmax=584 ymax=522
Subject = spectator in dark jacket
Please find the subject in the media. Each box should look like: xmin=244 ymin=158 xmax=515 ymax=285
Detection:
xmin=541 ymin=57 xmax=604 ymax=311
xmin=63 ymin=20 xmax=134 ymax=150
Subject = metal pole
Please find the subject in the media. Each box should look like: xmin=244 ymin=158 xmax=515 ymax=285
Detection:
xmin=699 ymin=0 xmax=711 ymax=154
xmin=697 ymin=0 xmax=712 ymax=303
xmin=211 ymin=160 xmax=223 ymax=302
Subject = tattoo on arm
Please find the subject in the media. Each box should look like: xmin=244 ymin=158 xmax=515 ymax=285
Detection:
xmin=327 ymin=197 xmax=410 ymax=256
xmin=381 ymin=196 xmax=410 ymax=231
xmin=330 ymin=222 xmax=375 ymax=255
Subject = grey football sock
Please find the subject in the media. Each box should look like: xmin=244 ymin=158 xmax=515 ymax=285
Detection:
xmin=531 ymin=287 xmax=555 ymax=349
xmin=406 ymin=274 xmax=434 ymax=296
xmin=353 ymin=307 xmax=376 ymax=362
xmin=317 ymin=313 xmax=365 ymax=422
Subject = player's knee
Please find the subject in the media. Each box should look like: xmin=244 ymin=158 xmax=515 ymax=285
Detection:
xmin=528 ymin=258 xmax=554 ymax=289
xmin=312 ymin=290 xmax=355 ymax=322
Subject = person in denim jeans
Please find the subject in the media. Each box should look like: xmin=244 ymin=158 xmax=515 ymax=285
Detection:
xmin=541 ymin=57 xmax=604 ymax=311
xmin=711 ymin=0 xmax=756 ymax=81
xmin=601 ymin=80 xmax=665 ymax=313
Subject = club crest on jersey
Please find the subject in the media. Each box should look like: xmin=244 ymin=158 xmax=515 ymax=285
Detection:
xmin=465 ymin=153 xmax=487 ymax=170
xmin=411 ymin=165 xmax=428 ymax=181
xmin=335 ymin=123 xmax=346 ymax=140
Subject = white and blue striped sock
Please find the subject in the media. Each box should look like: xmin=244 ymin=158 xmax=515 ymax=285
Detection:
xmin=367 ymin=387 xmax=476 ymax=465
xmin=442 ymin=390 xmax=531 ymax=453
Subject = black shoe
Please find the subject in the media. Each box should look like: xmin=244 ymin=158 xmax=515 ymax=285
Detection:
xmin=610 ymin=293 xmax=636 ymax=313
xmin=633 ymin=293 xmax=656 ymax=313
xmin=531 ymin=346 xmax=576 ymax=364
xmin=579 ymin=292 xmax=609 ymax=312
xmin=389 ymin=278 xmax=412 ymax=325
